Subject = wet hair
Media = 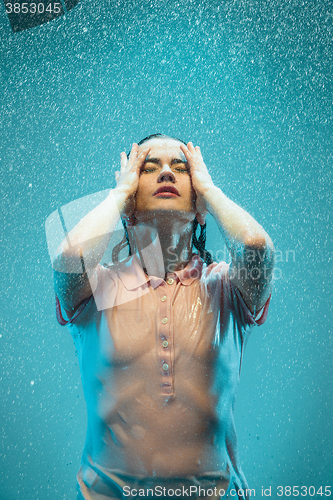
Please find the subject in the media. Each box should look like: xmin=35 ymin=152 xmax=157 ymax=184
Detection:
xmin=192 ymin=218 xmax=213 ymax=265
xmin=127 ymin=133 xmax=187 ymax=158
xmin=114 ymin=134 xmax=213 ymax=266
xmin=138 ymin=133 xmax=187 ymax=146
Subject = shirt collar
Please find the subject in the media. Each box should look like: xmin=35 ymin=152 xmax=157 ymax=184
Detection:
xmin=116 ymin=254 xmax=203 ymax=291
xmin=174 ymin=254 xmax=203 ymax=285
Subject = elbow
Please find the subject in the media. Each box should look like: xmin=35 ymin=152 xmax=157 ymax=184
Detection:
xmin=243 ymin=232 xmax=275 ymax=266
xmin=244 ymin=233 xmax=266 ymax=249
xmin=244 ymin=231 xmax=274 ymax=251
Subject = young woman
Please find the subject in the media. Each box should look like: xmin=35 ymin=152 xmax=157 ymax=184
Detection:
xmin=54 ymin=134 xmax=274 ymax=500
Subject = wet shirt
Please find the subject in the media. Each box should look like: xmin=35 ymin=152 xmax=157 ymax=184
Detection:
xmin=56 ymin=254 xmax=270 ymax=498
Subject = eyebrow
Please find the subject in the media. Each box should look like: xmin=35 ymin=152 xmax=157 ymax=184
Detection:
xmin=144 ymin=157 xmax=187 ymax=165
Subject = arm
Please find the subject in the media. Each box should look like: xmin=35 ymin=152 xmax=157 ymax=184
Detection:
xmin=200 ymin=185 xmax=274 ymax=314
xmin=180 ymin=142 xmax=274 ymax=315
xmin=53 ymin=144 xmax=150 ymax=314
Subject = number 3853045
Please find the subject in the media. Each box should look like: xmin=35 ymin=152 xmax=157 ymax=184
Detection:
xmin=277 ymin=486 xmax=331 ymax=497
xmin=5 ymin=3 xmax=62 ymax=14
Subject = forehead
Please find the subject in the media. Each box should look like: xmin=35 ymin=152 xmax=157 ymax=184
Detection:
xmin=137 ymin=138 xmax=185 ymax=158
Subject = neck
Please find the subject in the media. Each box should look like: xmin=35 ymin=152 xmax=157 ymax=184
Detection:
xmin=127 ymin=215 xmax=194 ymax=279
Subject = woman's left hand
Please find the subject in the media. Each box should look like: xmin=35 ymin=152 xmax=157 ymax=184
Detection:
xmin=180 ymin=142 xmax=215 ymax=225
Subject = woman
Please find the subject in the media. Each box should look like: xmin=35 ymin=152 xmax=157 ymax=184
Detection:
xmin=53 ymin=134 xmax=274 ymax=500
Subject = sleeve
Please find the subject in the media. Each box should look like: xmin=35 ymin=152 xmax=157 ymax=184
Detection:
xmin=55 ymin=294 xmax=93 ymax=326
xmin=230 ymin=282 xmax=271 ymax=327
xmin=209 ymin=261 xmax=271 ymax=331
xmin=55 ymin=263 xmax=112 ymax=326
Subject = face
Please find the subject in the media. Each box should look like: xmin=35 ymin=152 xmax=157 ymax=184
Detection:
xmin=134 ymin=138 xmax=196 ymax=222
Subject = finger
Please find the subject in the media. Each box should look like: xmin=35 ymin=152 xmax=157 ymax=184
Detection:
xmin=128 ymin=143 xmax=138 ymax=164
xmin=180 ymin=144 xmax=194 ymax=172
xmin=195 ymin=146 xmax=205 ymax=163
xmin=187 ymin=142 xmax=196 ymax=154
xmin=115 ymin=170 xmax=120 ymax=182
xmin=180 ymin=143 xmax=191 ymax=159
xmin=132 ymin=147 xmax=150 ymax=171
xmin=120 ymin=152 xmax=127 ymax=173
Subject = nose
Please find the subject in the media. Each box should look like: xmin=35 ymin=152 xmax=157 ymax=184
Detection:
xmin=157 ymin=164 xmax=176 ymax=183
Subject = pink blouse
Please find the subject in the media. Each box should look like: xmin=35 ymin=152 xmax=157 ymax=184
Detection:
xmin=56 ymin=253 xmax=270 ymax=498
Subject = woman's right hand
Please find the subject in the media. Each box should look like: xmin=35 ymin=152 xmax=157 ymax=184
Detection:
xmin=115 ymin=143 xmax=150 ymax=219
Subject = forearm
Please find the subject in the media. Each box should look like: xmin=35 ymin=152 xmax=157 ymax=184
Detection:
xmin=204 ymin=186 xmax=274 ymax=262
xmin=54 ymin=187 xmax=128 ymax=273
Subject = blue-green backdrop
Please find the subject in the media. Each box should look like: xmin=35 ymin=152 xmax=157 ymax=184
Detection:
xmin=1 ymin=0 xmax=332 ymax=498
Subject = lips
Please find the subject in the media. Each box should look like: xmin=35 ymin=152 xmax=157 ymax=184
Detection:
xmin=154 ymin=186 xmax=180 ymax=196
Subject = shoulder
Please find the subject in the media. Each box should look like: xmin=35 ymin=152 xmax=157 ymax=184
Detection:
xmin=200 ymin=259 xmax=230 ymax=283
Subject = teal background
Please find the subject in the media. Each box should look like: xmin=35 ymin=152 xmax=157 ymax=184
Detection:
xmin=1 ymin=0 xmax=332 ymax=498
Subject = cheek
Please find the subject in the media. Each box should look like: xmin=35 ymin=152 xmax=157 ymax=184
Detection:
xmin=187 ymin=179 xmax=196 ymax=205
xmin=135 ymin=179 xmax=152 ymax=206
xmin=181 ymin=186 xmax=196 ymax=212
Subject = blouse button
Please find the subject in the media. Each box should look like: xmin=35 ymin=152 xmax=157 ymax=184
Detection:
xmin=166 ymin=278 xmax=174 ymax=285
xmin=161 ymin=296 xmax=167 ymax=302
xmin=162 ymin=340 xmax=169 ymax=348
xmin=162 ymin=363 xmax=169 ymax=371
xmin=162 ymin=318 xmax=168 ymax=324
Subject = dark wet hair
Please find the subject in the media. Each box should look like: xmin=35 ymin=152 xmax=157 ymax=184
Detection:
xmin=115 ymin=134 xmax=213 ymax=266
xmin=192 ymin=218 xmax=213 ymax=265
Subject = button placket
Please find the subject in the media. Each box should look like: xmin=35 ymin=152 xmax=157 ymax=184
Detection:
xmin=156 ymin=276 xmax=177 ymax=395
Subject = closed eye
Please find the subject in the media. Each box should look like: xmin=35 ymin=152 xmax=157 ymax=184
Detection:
xmin=174 ymin=166 xmax=189 ymax=173
xmin=171 ymin=159 xmax=189 ymax=172
xmin=141 ymin=158 xmax=189 ymax=173
xmin=141 ymin=167 xmax=157 ymax=173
